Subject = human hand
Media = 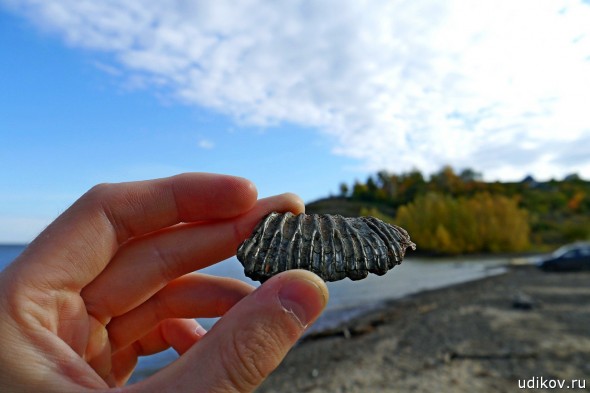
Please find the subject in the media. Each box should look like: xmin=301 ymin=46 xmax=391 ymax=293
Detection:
xmin=0 ymin=173 xmax=328 ymax=392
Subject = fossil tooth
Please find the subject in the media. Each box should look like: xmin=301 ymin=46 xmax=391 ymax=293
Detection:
xmin=236 ymin=212 xmax=416 ymax=282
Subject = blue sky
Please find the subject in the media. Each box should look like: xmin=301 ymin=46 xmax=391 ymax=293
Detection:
xmin=1 ymin=0 xmax=590 ymax=243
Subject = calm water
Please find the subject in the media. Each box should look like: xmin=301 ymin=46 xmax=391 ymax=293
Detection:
xmin=0 ymin=244 xmax=26 ymax=268
xmin=0 ymin=244 xmax=507 ymax=383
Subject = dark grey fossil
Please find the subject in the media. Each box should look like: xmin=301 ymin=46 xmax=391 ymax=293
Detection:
xmin=236 ymin=212 xmax=416 ymax=282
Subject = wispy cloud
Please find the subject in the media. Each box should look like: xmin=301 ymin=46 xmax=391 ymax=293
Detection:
xmin=91 ymin=61 xmax=122 ymax=76
xmin=197 ymin=138 xmax=215 ymax=150
xmin=3 ymin=0 xmax=590 ymax=179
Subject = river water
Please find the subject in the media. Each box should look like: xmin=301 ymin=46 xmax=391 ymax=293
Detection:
xmin=0 ymin=245 xmax=507 ymax=383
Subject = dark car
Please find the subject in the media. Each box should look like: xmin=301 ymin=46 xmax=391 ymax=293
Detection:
xmin=538 ymin=242 xmax=590 ymax=272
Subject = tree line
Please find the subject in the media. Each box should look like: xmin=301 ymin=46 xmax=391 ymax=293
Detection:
xmin=338 ymin=166 xmax=590 ymax=254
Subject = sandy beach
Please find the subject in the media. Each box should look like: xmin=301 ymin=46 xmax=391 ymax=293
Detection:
xmin=258 ymin=266 xmax=590 ymax=392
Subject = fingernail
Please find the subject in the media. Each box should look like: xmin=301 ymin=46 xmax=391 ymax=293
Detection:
xmin=278 ymin=278 xmax=327 ymax=327
xmin=194 ymin=324 xmax=207 ymax=337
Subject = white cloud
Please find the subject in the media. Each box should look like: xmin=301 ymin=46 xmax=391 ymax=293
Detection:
xmin=91 ymin=61 xmax=122 ymax=76
xmin=4 ymin=0 xmax=590 ymax=179
xmin=197 ymin=138 xmax=215 ymax=150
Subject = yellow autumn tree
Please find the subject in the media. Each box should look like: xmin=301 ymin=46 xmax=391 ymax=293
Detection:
xmin=394 ymin=192 xmax=530 ymax=254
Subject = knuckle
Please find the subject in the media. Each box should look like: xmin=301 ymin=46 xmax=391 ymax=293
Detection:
xmin=152 ymin=290 xmax=174 ymax=322
xmin=220 ymin=325 xmax=286 ymax=391
xmin=85 ymin=183 xmax=115 ymax=203
xmin=81 ymin=183 xmax=119 ymax=219
xmin=152 ymin=242 xmax=183 ymax=284
xmin=82 ymin=182 xmax=135 ymax=241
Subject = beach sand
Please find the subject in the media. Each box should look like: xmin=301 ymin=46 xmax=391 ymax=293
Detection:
xmin=258 ymin=267 xmax=590 ymax=392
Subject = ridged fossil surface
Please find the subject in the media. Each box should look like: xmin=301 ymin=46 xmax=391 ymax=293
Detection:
xmin=237 ymin=212 xmax=416 ymax=282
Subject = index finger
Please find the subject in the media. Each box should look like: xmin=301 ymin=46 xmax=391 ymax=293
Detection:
xmin=15 ymin=173 xmax=258 ymax=290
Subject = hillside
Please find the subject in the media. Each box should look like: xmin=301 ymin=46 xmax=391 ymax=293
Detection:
xmin=305 ymin=166 xmax=590 ymax=254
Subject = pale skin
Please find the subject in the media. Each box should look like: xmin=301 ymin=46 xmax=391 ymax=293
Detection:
xmin=0 ymin=173 xmax=329 ymax=392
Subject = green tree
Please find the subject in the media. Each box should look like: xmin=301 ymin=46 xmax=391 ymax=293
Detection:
xmin=430 ymin=166 xmax=463 ymax=195
xmin=339 ymin=182 xmax=349 ymax=197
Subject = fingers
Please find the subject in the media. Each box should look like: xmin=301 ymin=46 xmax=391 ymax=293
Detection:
xmin=111 ymin=319 xmax=207 ymax=386
xmin=82 ymin=193 xmax=304 ymax=322
xmin=132 ymin=270 xmax=328 ymax=393
xmin=108 ymin=274 xmax=254 ymax=353
xmin=16 ymin=173 xmax=258 ymax=291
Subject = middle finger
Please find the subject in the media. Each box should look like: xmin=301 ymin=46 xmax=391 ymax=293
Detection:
xmin=82 ymin=194 xmax=303 ymax=322
xmin=107 ymin=273 xmax=253 ymax=353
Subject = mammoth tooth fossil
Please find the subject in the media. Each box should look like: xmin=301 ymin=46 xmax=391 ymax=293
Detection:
xmin=236 ymin=212 xmax=416 ymax=282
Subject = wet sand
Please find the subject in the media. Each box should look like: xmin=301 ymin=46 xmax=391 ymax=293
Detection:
xmin=258 ymin=267 xmax=590 ymax=392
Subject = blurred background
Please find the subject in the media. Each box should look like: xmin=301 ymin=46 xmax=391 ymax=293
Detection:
xmin=1 ymin=1 xmax=589 ymax=390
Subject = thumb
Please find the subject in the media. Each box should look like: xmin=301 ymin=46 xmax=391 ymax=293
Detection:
xmin=137 ymin=270 xmax=328 ymax=393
